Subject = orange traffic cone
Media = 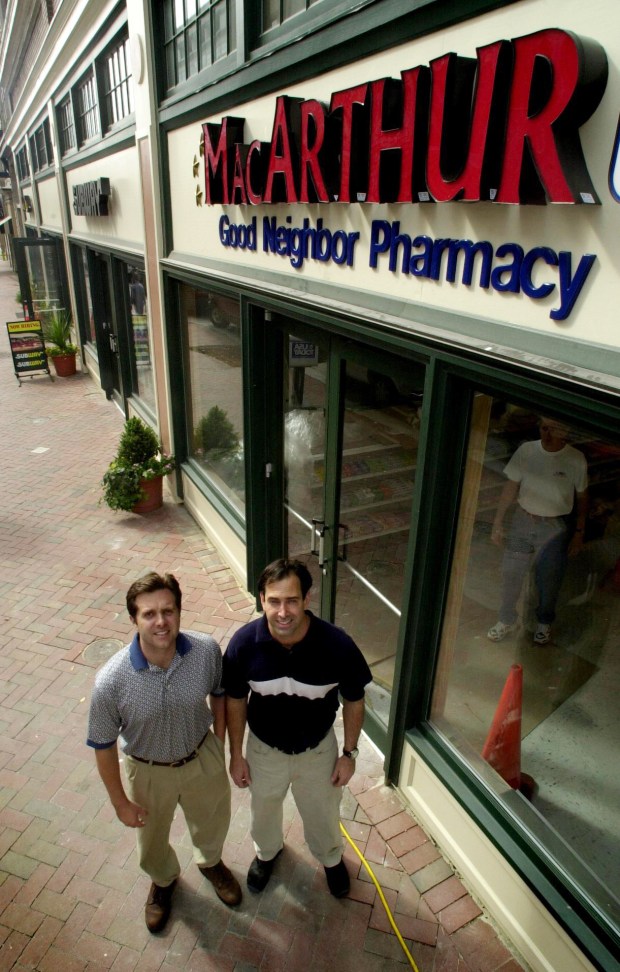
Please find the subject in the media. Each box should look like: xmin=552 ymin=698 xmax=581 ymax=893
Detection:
xmin=482 ymin=664 xmax=536 ymax=800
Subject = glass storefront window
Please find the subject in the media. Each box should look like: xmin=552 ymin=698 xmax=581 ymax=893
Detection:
xmin=180 ymin=284 xmax=244 ymax=516
xmin=432 ymin=395 xmax=620 ymax=928
xmin=125 ymin=266 xmax=156 ymax=413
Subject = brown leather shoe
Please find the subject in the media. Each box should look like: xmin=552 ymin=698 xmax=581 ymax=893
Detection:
xmin=145 ymin=879 xmax=176 ymax=932
xmin=199 ymin=860 xmax=242 ymax=906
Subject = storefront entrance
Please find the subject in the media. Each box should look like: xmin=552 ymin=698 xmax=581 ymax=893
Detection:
xmin=89 ymin=251 xmax=124 ymax=408
xmin=13 ymin=236 xmax=69 ymax=324
xmin=272 ymin=317 xmax=426 ymax=731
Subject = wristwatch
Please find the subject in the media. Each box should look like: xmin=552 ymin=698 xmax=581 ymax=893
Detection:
xmin=343 ymin=747 xmax=359 ymax=759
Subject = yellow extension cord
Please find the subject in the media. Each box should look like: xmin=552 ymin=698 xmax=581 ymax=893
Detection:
xmin=340 ymin=822 xmax=420 ymax=971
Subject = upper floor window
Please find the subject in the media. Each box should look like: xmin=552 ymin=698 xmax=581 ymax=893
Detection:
xmin=15 ymin=145 xmax=30 ymax=181
xmin=57 ymin=97 xmax=76 ymax=155
xmin=163 ymin=0 xmax=236 ymax=91
xmin=30 ymin=119 xmax=54 ymax=171
xmin=75 ymin=70 xmax=100 ymax=144
xmin=262 ymin=0 xmax=322 ymax=32
xmin=101 ymin=33 xmax=134 ymax=129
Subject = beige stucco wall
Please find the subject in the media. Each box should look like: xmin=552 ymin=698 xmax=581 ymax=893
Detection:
xmin=67 ymin=146 xmax=144 ymax=247
xmin=37 ymin=174 xmax=62 ymax=230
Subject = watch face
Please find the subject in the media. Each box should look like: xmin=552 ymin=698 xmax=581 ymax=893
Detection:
xmin=344 ymin=748 xmax=359 ymax=759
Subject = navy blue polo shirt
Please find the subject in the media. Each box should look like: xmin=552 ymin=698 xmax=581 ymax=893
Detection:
xmin=222 ymin=611 xmax=372 ymax=753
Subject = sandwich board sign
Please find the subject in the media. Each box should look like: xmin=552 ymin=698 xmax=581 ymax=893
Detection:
xmin=6 ymin=320 xmax=52 ymax=384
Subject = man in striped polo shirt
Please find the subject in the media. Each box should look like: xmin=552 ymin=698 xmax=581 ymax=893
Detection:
xmin=87 ymin=572 xmax=241 ymax=932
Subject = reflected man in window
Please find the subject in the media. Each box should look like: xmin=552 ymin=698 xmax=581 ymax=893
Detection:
xmin=488 ymin=418 xmax=588 ymax=645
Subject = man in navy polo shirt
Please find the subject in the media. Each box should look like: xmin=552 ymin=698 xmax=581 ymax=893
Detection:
xmin=223 ymin=558 xmax=371 ymax=898
xmin=87 ymin=571 xmax=241 ymax=932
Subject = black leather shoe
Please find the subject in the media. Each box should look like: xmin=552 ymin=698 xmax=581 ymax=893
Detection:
xmin=247 ymin=848 xmax=283 ymax=893
xmin=145 ymin=878 xmax=177 ymax=932
xmin=324 ymin=859 xmax=350 ymax=897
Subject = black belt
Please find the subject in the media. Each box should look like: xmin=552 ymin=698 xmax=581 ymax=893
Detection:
xmin=274 ymin=739 xmax=323 ymax=755
xmin=130 ymin=730 xmax=210 ymax=768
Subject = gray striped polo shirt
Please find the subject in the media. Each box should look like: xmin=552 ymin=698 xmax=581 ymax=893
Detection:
xmin=86 ymin=630 xmax=223 ymax=763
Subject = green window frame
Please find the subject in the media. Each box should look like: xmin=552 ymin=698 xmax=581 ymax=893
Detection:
xmin=56 ymin=96 xmax=76 ymax=156
xmin=162 ymin=0 xmax=237 ymax=94
xmin=100 ymin=32 xmax=135 ymax=131
xmin=74 ymin=70 xmax=100 ymax=145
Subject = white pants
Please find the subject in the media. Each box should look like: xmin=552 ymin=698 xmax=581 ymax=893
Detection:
xmin=247 ymin=728 xmax=343 ymax=867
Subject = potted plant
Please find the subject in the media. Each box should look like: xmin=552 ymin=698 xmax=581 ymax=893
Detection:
xmin=101 ymin=416 xmax=176 ymax=514
xmin=43 ymin=309 xmax=79 ymax=377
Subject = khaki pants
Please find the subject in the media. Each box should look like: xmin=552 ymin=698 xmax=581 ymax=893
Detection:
xmin=125 ymin=732 xmax=231 ymax=886
xmin=247 ymin=728 xmax=343 ymax=867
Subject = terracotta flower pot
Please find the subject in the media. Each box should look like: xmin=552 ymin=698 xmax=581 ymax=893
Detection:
xmin=132 ymin=475 xmax=163 ymax=514
xmin=50 ymin=353 xmax=77 ymax=377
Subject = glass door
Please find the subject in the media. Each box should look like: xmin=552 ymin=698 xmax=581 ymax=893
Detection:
xmin=90 ymin=251 xmax=124 ymax=408
xmin=277 ymin=316 xmax=426 ymax=731
xmin=333 ymin=356 xmax=424 ymax=725
xmin=283 ymin=328 xmax=330 ymax=607
xmin=13 ymin=236 xmax=69 ymax=324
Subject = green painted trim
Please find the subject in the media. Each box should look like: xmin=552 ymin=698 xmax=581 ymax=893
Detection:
xmin=409 ymin=728 xmax=620 ymax=972
xmin=163 ymin=253 xmax=620 ymax=393
xmin=60 ymin=125 xmax=136 ymax=172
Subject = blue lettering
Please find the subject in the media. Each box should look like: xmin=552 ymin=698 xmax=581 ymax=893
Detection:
xmin=520 ymin=246 xmax=557 ymax=299
xmin=551 ymin=252 xmax=596 ymax=321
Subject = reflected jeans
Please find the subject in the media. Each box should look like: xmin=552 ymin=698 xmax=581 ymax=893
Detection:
xmin=499 ymin=505 xmax=569 ymax=626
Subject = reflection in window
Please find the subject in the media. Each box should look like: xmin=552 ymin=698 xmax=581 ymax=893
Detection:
xmin=432 ymin=396 xmax=620 ymax=930
xmin=127 ymin=266 xmax=155 ymax=413
xmin=79 ymin=250 xmax=95 ymax=343
xmin=180 ymin=284 xmax=244 ymax=516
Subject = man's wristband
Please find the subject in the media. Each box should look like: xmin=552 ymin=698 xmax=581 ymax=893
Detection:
xmin=343 ymin=747 xmax=359 ymax=759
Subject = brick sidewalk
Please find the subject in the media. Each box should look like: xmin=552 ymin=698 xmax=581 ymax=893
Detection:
xmin=0 ymin=263 xmax=525 ymax=971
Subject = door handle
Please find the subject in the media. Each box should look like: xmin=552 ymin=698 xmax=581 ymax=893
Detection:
xmin=318 ymin=524 xmax=328 ymax=575
xmin=311 ymin=518 xmax=323 ymax=555
xmin=311 ymin=519 xmax=328 ymax=574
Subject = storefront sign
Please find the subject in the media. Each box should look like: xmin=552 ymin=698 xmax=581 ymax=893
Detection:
xmin=73 ymin=178 xmax=111 ymax=216
xmin=218 ymin=214 xmax=594 ymax=320
xmin=6 ymin=320 xmax=49 ymax=377
xmin=289 ymin=339 xmax=319 ymax=366
xmin=203 ymin=28 xmax=607 ymax=207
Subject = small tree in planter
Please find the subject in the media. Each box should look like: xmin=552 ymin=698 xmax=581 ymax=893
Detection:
xmin=43 ymin=309 xmax=79 ymax=377
xmin=101 ymin=417 xmax=176 ymax=513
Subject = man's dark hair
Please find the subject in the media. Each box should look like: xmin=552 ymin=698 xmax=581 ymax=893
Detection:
xmin=126 ymin=572 xmax=182 ymax=619
xmin=258 ymin=559 xmax=313 ymax=599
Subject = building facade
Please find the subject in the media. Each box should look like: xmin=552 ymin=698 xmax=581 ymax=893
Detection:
xmin=1 ymin=2 xmax=618 ymax=970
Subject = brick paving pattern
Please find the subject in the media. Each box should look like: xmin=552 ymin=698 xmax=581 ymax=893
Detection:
xmin=0 ymin=263 xmax=526 ymax=970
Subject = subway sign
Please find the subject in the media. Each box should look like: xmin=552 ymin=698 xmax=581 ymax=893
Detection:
xmin=73 ymin=178 xmax=111 ymax=216
xmin=202 ymin=28 xmax=607 ymax=207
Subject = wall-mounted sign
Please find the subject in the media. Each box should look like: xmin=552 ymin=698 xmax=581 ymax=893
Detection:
xmin=73 ymin=178 xmax=111 ymax=216
xmin=202 ymin=28 xmax=607 ymax=207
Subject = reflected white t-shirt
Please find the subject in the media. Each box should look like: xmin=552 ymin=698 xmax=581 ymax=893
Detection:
xmin=504 ymin=440 xmax=588 ymax=517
